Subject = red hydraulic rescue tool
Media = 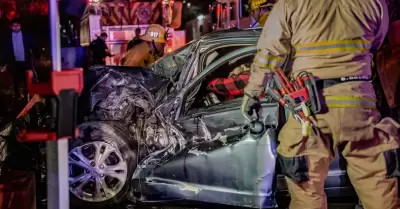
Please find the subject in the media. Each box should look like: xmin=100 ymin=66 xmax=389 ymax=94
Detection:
xmin=265 ymin=68 xmax=321 ymax=135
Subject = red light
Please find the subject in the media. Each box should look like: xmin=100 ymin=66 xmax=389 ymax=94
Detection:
xmin=216 ymin=6 xmax=221 ymax=17
xmin=8 ymin=11 xmax=16 ymax=19
xmin=168 ymin=35 xmax=173 ymax=46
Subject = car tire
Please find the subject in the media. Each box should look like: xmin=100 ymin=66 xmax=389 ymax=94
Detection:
xmin=69 ymin=121 xmax=138 ymax=209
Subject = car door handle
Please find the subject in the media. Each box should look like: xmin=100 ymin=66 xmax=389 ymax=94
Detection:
xmin=191 ymin=112 xmax=203 ymax=118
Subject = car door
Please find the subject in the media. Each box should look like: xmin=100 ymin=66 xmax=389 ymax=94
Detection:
xmin=146 ymin=46 xmax=281 ymax=208
xmin=176 ymin=46 xmax=279 ymax=136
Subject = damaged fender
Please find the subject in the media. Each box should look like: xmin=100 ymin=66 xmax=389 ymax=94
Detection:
xmin=133 ymin=119 xmax=278 ymax=208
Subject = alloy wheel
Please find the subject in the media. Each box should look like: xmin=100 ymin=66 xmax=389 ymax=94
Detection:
xmin=69 ymin=141 xmax=128 ymax=202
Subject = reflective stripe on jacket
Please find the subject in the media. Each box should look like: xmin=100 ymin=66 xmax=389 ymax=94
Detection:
xmin=245 ymin=0 xmax=389 ymax=97
xmin=322 ymin=96 xmax=376 ymax=109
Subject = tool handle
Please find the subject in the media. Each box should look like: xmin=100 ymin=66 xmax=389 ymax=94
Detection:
xmin=274 ymin=73 xmax=290 ymax=94
xmin=266 ymin=88 xmax=286 ymax=106
xmin=296 ymin=76 xmax=304 ymax=88
xmin=277 ymin=68 xmax=295 ymax=92
xmin=296 ymin=110 xmax=311 ymax=123
xmin=302 ymin=75 xmax=321 ymax=113
xmin=273 ymin=74 xmax=286 ymax=94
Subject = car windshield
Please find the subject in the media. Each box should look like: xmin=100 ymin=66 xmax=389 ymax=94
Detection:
xmin=151 ymin=41 xmax=195 ymax=80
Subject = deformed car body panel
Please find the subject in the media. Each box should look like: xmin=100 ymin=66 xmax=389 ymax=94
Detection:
xmin=134 ymin=130 xmax=278 ymax=208
xmin=180 ymin=98 xmax=279 ymax=140
xmin=132 ymin=103 xmax=280 ymax=209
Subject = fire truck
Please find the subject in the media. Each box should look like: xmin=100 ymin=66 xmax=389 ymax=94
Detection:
xmin=210 ymin=0 xmax=253 ymax=30
xmin=80 ymin=0 xmax=186 ymax=65
xmin=185 ymin=0 xmax=255 ymax=41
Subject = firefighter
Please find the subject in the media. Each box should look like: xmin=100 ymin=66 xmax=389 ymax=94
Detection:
xmin=241 ymin=0 xmax=400 ymax=209
xmin=248 ymin=0 xmax=277 ymax=26
xmin=121 ymin=24 xmax=166 ymax=67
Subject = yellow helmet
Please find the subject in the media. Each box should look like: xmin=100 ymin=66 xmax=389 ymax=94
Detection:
xmin=140 ymin=24 xmax=167 ymax=44
xmin=248 ymin=0 xmax=277 ymax=26
xmin=249 ymin=0 xmax=276 ymax=11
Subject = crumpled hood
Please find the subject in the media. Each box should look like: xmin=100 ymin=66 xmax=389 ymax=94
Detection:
xmin=78 ymin=65 xmax=168 ymax=123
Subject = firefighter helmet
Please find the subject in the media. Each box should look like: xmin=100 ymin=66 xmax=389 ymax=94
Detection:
xmin=249 ymin=0 xmax=276 ymax=11
xmin=248 ymin=0 xmax=277 ymax=26
xmin=140 ymin=24 xmax=167 ymax=44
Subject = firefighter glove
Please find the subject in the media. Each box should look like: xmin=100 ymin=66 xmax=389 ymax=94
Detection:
xmin=241 ymin=94 xmax=262 ymax=122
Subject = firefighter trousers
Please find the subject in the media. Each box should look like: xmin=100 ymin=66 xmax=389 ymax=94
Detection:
xmin=277 ymin=97 xmax=400 ymax=209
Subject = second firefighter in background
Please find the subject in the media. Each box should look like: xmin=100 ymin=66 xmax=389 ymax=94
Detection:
xmin=121 ymin=24 xmax=167 ymax=67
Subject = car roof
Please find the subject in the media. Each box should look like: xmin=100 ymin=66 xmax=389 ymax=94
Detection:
xmin=152 ymin=27 xmax=262 ymax=81
xmin=197 ymin=27 xmax=262 ymax=42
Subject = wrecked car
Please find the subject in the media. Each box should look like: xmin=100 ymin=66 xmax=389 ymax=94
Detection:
xmin=68 ymin=28 xmax=358 ymax=208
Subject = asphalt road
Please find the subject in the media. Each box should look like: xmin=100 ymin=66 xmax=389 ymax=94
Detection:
xmin=118 ymin=203 xmax=359 ymax=209
xmin=109 ymin=199 xmax=360 ymax=209
xmin=39 ymin=204 xmax=359 ymax=209
xmin=36 ymin=198 xmax=360 ymax=209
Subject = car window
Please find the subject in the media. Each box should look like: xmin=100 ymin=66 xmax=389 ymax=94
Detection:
xmin=179 ymin=45 xmax=252 ymax=102
xmin=184 ymin=51 xmax=256 ymax=115
xmin=177 ymin=45 xmax=251 ymax=99
xmin=202 ymin=45 xmax=251 ymax=69
xmin=151 ymin=42 xmax=193 ymax=80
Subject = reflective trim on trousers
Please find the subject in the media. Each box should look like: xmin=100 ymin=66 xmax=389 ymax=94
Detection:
xmin=321 ymin=96 xmax=376 ymax=108
xmin=294 ymin=39 xmax=372 ymax=54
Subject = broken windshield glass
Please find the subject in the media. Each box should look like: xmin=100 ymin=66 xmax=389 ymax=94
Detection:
xmin=151 ymin=42 xmax=194 ymax=81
